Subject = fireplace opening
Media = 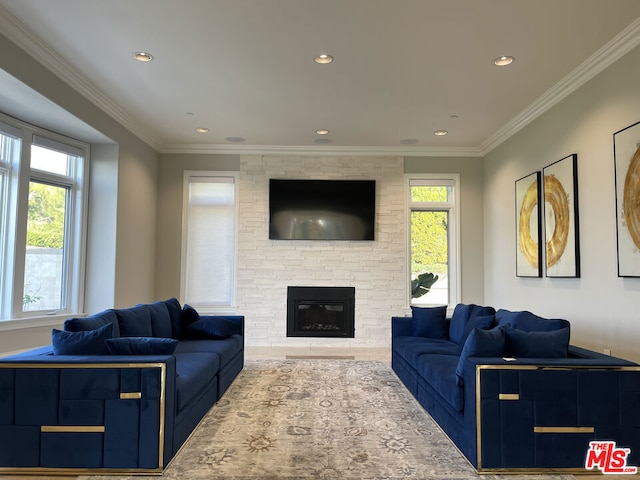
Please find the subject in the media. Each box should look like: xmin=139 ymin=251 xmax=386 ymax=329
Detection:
xmin=287 ymin=286 xmax=355 ymax=338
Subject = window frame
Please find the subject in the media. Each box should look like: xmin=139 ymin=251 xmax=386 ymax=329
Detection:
xmin=180 ymin=171 xmax=239 ymax=314
xmin=0 ymin=112 xmax=88 ymax=321
xmin=406 ymin=174 xmax=461 ymax=308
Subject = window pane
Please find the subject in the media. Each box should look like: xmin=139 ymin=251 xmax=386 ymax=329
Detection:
xmin=410 ymin=185 xmax=449 ymax=203
xmin=411 ymin=210 xmax=448 ymax=305
xmin=23 ymin=181 xmax=68 ymax=311
xmin=30 ymin=145 xmax=69 ymax=175
xmin=185 ymin=179 xmax=235 ymax=306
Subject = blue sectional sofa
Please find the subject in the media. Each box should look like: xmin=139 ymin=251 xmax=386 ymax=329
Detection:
xmin=0 ymin=298 xmax=244 ymax=475
xmin=392 ymin=303 xmax=640 ymax=474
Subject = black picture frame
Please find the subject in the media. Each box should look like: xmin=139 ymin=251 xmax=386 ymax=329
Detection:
xmin=613 ymin=120 xmax=640 ymax=277
xmin=543 ymin=154 xmax=580 ymax=278
xmin=515 ymin=171 xmax=542 ymax=277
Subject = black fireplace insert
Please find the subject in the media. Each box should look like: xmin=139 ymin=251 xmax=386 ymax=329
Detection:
xmin=287 ymin=286 xmax=355 ymax=338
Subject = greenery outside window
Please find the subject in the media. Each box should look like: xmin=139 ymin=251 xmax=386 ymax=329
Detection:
xmin=407 ymin=175 xmax=460 ymax=307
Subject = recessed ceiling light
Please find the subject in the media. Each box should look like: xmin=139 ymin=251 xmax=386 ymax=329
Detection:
xmin=493 ymin=55 xmax=514 ymax=66
xmin=434 ymin=130 xmax=448 ymax=136
xmin=195 ymin=127 xmax=209 ymax=133
xmin=225 ymin=136 xmax=245 ymax=143
xmin=316 ymin=129 xmax=330 ymax=135
xmin=314 ymin=54 xmax=333 ymax=64
xmin=400 ymin=138 xmax=419 ymax=145
xmin=133 ymin=51 xmax=154 ymax=62
xmin=314 ymin=138 xmax=333 ymax=144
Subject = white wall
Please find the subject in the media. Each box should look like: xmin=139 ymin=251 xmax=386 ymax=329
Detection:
xmin=0 ymin=32 xmax=160 ymax=353
xmin=484 ymin=44 xmax=640 ymax=363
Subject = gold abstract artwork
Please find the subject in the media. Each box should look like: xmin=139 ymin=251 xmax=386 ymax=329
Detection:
xmin=544 ymin=175 xmax=570 ymax=268
xmin=623 ymin=146 xmax=640 ymax=249
xmin=518 ymin=179 xmax=539 ymax=268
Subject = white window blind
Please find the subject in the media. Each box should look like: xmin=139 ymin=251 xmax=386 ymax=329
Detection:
xmin=182 ymin=174 xmax=237 ymax=308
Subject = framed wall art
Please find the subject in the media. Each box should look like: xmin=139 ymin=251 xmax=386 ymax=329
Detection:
xmin=515 ymin=171 xmax=542 ymax=277
xmin=543 ymin=154 xmax=580 ymax=277
xmin=614 ymin=120 xmax=640 ymax=277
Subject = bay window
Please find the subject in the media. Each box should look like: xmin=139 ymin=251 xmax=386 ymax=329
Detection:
xmin=0 ymin=113 xmax=87 ymax=321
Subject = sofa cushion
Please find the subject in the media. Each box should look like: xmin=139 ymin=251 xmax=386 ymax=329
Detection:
xmin=393 ymin=336 xmax=459 ymax=364
xmin=105 ymin=337 xmax=178 ymax=355
xmin=495 ymin=309 xmax=570 ymax=332
xmin=410 ymin=305 xmax=448 ymax=338
xmin=163 ymin=298 xmax=183 ymax=339
xmin=175 ymin=336 xmax=243 ymax=366
xmin=115 ymin=305 xmax=153 ymax=337
xmin=504 ymin=327 xmax=570 ymax=358
xmin=456 ymin=326 xmax=505 ymax=385
xmin=185 ymin=317 xmax=242 ymax=340
xmin=64 ymin=310 xmax=120 ymax=338
xmin=456 ymin=314 xmax=495 ymax=353
xmin=181 ymin=304 xmax=200 ymax=328
xmin=449 ymin=303 xmax=496 ymax=344
xmin=52 ymin=323 xmax=113 ymax=355
xmin=146 ymin=301 xmax=173 ymax=338
xmin=174 ymin=352 xmax=220 ymax=413
xmin=415 ymin=354 xmax=464 ymax=412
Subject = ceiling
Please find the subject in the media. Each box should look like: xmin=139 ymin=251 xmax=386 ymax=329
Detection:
xmin=1 ymin=0 xmax=640 ymax=155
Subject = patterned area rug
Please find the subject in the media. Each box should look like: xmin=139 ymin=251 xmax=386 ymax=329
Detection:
xmin=82 ymin=359 xmax=575 ymax=480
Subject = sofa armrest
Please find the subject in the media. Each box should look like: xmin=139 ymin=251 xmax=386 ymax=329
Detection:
xmin=464 ymin=359 xmax=640 ymax=472
xmin=391 ymin=316 xmax=412 ymax=338
xmin=0 ymin=354 xmax=177 ymax=473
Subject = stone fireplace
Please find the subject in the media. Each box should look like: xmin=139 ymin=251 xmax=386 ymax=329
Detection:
xmin=287 ymin=286 xmax=355 ymax=338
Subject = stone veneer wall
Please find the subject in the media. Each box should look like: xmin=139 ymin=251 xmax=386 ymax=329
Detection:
xmin=238 ymin=155 xmax=406 ymax=347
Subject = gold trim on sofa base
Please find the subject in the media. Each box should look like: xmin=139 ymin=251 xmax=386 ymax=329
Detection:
xmin=0 ymin=362 xmax=167 ymax=475
xmin=475 ymin=364 xmax=640 ymax=474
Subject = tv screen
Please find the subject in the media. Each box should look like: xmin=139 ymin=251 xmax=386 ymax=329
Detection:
xmin=269 ymin=179 xmax=375 ymax=240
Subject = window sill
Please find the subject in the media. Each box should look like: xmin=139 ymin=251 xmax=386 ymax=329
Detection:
xmin=0 ymin=313 xmax=77 ymax=332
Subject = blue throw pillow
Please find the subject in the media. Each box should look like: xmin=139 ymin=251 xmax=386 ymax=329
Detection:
xmin=185 ymin=317 xmax=240 ymax=340
xmin=504 ymin=327 xmax=570 ymax=358
xmin=115 ymin=305 xmax=153 ymax=337
xmin=449 ymin=303 xmax=496 ymax=344
xmin=457 ymin=314 xmax=495 ymax=353
xmin=105 ymin=337 xmax=178 ymax=355
xmin=52 ymin=322 xmax=113 ymax=355
xmin=181 ymin=304 xmax=200 ymax=328
xmin=64 ymin=310 xmax=120 ymax=337
xmin=410 ymin=305 xmax=447 ymax=338
xmin=455 ymin=326 xmax=505 ymax=386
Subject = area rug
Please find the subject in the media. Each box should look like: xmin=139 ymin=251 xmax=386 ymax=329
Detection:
xmin=81 ymin=359 xmax=575 ymax=480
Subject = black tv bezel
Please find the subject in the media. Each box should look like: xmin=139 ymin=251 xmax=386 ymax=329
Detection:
xmin=268 ymin=178 xmax=376 ymax=241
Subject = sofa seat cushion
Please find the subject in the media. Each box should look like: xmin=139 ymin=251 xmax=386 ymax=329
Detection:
xmin=393 ymin=337 xmax=459 ymax=364
xmin=415 ymin=354 xmax=464 ymax=412
xmin=174 ymin=335 xmax=243 ymax=366
xmin=174 ymin=352 xmax=220 ymax=413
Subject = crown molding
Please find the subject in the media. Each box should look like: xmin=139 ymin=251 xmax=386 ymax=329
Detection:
xmin=159 ymin=143 xmax=484 ymax=157
xmin=0 ymin=5 xmax=163 ymax=150
xmin=480 ymin=15 xmax=640 ymax=156
xmin=2 ymin=4 xmax=639 ymax=158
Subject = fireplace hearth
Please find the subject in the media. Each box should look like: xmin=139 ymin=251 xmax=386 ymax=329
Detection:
xmin=287 ymin=286 xmax=355 ymax=338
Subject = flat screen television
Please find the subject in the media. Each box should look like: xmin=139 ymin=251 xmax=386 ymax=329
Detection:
xmin=269 ymin=179 xmax=375 ymax=240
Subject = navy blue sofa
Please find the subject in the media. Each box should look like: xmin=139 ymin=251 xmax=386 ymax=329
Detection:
xmin=392 ymin=303 xmax=640 ymax=474
xmin=0 ymin=298 xmax=244 ymax=475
